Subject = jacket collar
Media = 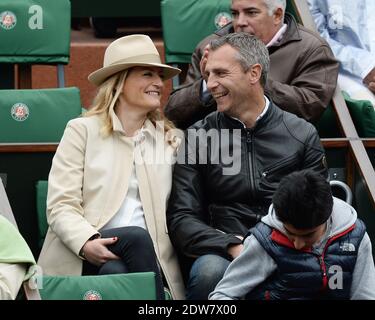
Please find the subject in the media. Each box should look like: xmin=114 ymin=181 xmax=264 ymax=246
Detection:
xmin=215 ymin=13 xmax=301 ymax=47
xmin=277 ymin=13 xmax=302 ymax=47
xmin=271 ymin=229 xmax=313 ymax=253
xmin=218 ymin=96 xmax=280 ymax=131
xmin=109 ymin=104 xmax=155 ymax=139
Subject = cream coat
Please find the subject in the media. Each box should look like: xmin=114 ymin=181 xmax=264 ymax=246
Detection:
xmin=37 ymin=110 xmax=185 ymax=300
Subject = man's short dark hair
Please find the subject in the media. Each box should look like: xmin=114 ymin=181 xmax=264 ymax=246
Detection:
xmin=272 ymin=169 xmax=333 ymax=229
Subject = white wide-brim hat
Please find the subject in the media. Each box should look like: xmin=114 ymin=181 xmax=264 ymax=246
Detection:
xmin=88 ymin=34 xmax=181 ymax=86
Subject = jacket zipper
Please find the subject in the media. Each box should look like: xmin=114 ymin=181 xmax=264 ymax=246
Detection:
xmin=318 ymin=255 xmax=328 ymax=291
xmin=318 ymin=224 xmax=357 ymax=292
xmin=246 ymin=130 xmax=256 ymax=199
xmin=261 ymin=154 xmax=297 ymax=177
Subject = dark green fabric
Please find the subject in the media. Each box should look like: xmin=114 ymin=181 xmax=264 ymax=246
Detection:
xmin=161 ymin=0 xmax=232 ymax=64
xmin=39 ymin=272 xmax=157 ymax=300
xmin=0 ymin=87 xmax=82 ymax=143
xmin=314 ymin=92 xmax=375 ymax=138
xmin=342 ymin=91 xmax=375 ymax=138
xmin=0 ymin=153 xmax=54 ymax=257
xmin=0 ymin=0 xmax=70 ymax=64
xmin=35 ymin=180 xmax=48 ymax=249
xmin=314 ymin=103 xmax=341 ymax=138
xmin=286 ymin=0 xmax=300 ymax=23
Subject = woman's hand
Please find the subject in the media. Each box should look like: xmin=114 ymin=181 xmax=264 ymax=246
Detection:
xmin=81 ymin=237 xmax=120 ymax=266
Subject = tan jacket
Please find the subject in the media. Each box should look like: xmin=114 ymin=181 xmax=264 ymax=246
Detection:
xmin=37 ymin=110 xmax=185 ymax=300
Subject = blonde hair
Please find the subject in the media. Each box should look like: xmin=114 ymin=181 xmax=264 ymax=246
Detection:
xmin=85 ymin=69 xmax=176 ymax=137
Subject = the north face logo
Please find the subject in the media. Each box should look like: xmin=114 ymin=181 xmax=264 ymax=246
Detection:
xmin=339 ymin=242 xmax=356 ymax=252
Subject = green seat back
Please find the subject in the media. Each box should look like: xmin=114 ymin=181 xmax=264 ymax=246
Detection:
xmin=286 ymin=0 xmax=300 ymax=22
xmin=39 ymin=272 xmax=157 ymax=300
xmin=35 ymin=180 xmax=48 ymax=249
xmin=314 ymin=94 xmax=375 ymax=138
xmin=342 ymin=92 xmax=375 ymax=138
xmin=0 ymin=87 xmax=82 ymax=143
xmin=161 ymin=0 xmax=232 ymax=64
xmin=314 ymin=103 xmax=341 ymax=138
xmin=0 ymin=0 xmax=70 ymax=64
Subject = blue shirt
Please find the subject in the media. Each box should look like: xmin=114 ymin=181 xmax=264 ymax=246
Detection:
xmin=308 ymin=0 xmax=375 ymax=81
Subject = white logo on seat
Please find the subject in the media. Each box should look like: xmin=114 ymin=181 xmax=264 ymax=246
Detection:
xmin=11 ymin=103 xmax=29 ymax=122
xmin=0 ymin=11 xmax=17 ymax=30
xmin=215 ymin=12 xmax=232 ymax=29
xmin=83 ymin=290 xmax=102 ymax=300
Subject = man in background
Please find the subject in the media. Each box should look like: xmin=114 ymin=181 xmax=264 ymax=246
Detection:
xmin=165 ymin=0 xmax=339 ymax=129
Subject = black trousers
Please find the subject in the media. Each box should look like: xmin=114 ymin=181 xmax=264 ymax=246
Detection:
xmin=82 ymin=226 xmax=165 ymax=300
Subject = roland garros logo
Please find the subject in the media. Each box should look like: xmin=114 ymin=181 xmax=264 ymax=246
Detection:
xmin=11 ymin=103 xmax=29 ymax=122
xmin=0 ymin=11 xmax=17 ymax=30
xmin=214 ymin=12 xmax=231 ymax=29
xmin=83 ymin=290 xmax=102 ymax=300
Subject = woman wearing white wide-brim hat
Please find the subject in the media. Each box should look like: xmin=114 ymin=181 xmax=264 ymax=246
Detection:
xmin=37 ymin=35 xmax=185 ymax=300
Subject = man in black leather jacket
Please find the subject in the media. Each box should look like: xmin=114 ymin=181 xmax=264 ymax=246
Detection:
xmin=167 ymin=33 xmax=328 ymax=300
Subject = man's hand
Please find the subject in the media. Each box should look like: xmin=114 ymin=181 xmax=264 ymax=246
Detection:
xmin=227 ymin=235 xmax=244 ymax=259
xmin=363 ymin=67 xmax=375 ymax=93
xmin=200 ymin=44 xmax=211 ymax=81
xmin=228 ymin=243 xmax=244 ymax=259
xmin=81 ymin=237 xmax=120 ymax=266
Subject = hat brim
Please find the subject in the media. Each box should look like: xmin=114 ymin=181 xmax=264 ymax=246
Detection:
xmin=88 ymin=62 xmax=181 ymax=86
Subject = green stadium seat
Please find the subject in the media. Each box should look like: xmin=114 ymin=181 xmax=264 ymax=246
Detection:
xmin=286 ymin=0 xmax=299 ymax=22
xmin=314 ymin=103 xmax=341 ymax=138
xmin=342 ymin=92 xmax=375 ymax=138
xmin=38 ymin=272 xmax=158 ymax=300
xmin=0 ymin=87 xmax=82 ymax=143
xmin=315 ymin=90 xmax=375 ymax=139
xmin=0 ymin=0 xmax=71 ymax=87
xmin=161 ymin=0 xmax=232 ymax=87
xmin=0 ymin=87 xmax=82 ymax=256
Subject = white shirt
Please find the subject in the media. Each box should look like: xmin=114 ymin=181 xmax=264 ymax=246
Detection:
xmin=230 ymin=96 xmax=270 ymax=127
xmin=101 ymin=164 xmax=146 ymax=231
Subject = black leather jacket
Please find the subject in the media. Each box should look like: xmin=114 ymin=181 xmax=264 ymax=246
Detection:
xmin=167 ymin=101 xmax=328 ymax=260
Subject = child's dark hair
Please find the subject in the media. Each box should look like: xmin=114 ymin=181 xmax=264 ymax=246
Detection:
xmin=272 ymin=170 xmax=333 ymax=229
